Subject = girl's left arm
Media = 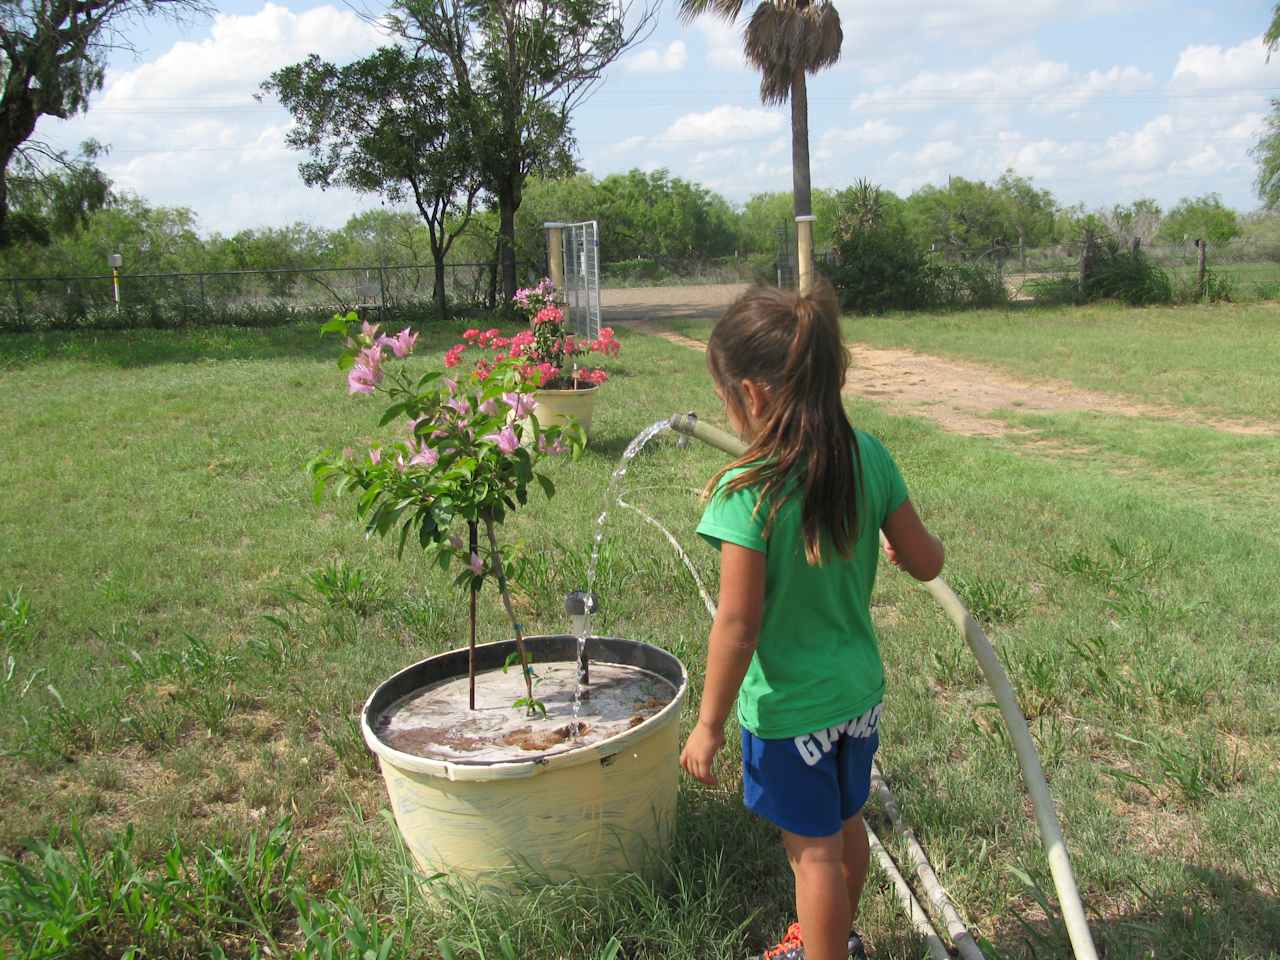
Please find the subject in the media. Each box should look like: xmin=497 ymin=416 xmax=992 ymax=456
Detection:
xmin=680 ymin=542 xmax=765 ymax=786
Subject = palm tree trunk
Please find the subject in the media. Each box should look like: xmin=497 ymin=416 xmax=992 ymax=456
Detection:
xmin=790 ymin=65 xmax=812 ymax=220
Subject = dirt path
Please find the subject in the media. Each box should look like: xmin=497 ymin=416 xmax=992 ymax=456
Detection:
xmin=605 ymin=284 xmax=1278 ymax=439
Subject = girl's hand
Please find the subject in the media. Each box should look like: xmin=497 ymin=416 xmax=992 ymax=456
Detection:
xmin=680 ymin=721 xmax=725 ymax=785
xmin=881 ymin=538 xmax=902 ymax=568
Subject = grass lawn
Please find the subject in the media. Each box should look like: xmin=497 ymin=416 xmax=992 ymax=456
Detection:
xmin=842 ymin=302 xmax=1280 ymax=424
xmin=1 ymin=308 xmax=1278 ymax=959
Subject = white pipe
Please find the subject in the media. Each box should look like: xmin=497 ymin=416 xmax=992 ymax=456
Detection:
xmin=909 ymin=569 xmax=1099 ymax=960
xmin=871 ymin=762 xmax=986 ymax=960
xmin=866 ymin=826 xmax=951 ymax=960
xmin=667 ymin=414 xmax=1100 ymax=960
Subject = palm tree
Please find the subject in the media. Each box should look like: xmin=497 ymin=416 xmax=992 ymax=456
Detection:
xmin=678 ymin=0 xmax=842 ymax=228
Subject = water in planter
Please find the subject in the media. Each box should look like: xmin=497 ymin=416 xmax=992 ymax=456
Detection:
xmin=374 ymin=660 xmax=676 ymax=763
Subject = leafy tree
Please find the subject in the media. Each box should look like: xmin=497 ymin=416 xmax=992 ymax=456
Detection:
xmin=2 ymin=140 xmax=111 ymax=246
xmin=904 ymin=177 xmax=1015 ymax=259
xmin=1103 ymin=198 xmax=1162 ymax=246
xmin=1157 ymin=194 xmax=1242 ymax=245
xmin=390 ymin=0 xmax=657 ymax=303
xmin=1254 ymin=5 xmax=1280 ymax=208
xmin=0 ymin=0 xmax=209 ymax=247
xmin=595 ymin=168 xmax=737 ymax=262
xmin=677 ymin=0 xmax=841 ymax=231
xmin=264 ymin=47 xmax=482 ymax=320
xmin=994 ymin=170 xmax=1058 ymax=251
xmin=736 ymin=188 xmax=839 ymax=255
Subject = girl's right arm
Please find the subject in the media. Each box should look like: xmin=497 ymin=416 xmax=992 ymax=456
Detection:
xmin=881 ymin=499 xmax=944 ymax=582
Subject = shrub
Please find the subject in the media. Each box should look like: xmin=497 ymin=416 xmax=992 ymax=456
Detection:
xmin=1084 ymin=240 xmax=1173 ymax=305
xmin=828 ymin=220 xmax=931 ymax=313
xmin=921 ymin=260 xmax=1009 ymax=309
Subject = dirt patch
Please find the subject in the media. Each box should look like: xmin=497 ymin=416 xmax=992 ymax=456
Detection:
xmin=604 ymin=283 xmax=748 ymax=325
xmin=609 ymin=285 xmax=1278 ymax=439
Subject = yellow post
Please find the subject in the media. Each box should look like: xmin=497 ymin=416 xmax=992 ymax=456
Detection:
xmin=544 ymin=223 xmax=565 ymax=293
xmin=796 ymin=215 xmax=816 ymax=295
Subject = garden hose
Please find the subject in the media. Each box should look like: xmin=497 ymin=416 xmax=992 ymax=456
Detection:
xmin=667 ymin=413 xmax=1100 ymax=960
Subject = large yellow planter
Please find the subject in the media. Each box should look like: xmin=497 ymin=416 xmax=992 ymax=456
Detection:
xmin=532 ymin=383 xmax=599 ymax=438
xmin=362 ymin=635 xmax=687 ymax=888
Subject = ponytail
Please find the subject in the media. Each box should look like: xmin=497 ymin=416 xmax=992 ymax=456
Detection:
xmin=705 ymin=278 xmax=861 ymax=565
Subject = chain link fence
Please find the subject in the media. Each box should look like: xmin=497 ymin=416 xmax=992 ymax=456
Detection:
xmin=0 ymin=262 xmax=534 ymax=333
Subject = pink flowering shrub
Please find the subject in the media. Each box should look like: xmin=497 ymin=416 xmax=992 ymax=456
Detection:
xmin=308 ymin=312 xmax=584 ymax=716
xmin=442 ymin=278 xmax=621 ymax=390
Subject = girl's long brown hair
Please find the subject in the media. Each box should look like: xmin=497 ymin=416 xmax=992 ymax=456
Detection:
xmin=704 ymin=277 xmax=861 ymax=565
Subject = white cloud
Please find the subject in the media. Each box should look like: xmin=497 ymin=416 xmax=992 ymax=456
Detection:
xmin=660 ymin=105 xmax=784 ymax=145
xmin=815 ymin=120 xmax=906 ymax=161
xmin=1170 ymin=36 xmax=1269 ymax=91
xmin=622 ymin=40 xmax=688 ymax=73
xmin=695 ymin=17 xmax=746 ymax=70
xmin=852 ymin=58 xmax=1151 ymax=115
xmin=41 ymin=3 xmax=390 ymax=233
xmin=835 ymin=0 xmax=1144 ymax=52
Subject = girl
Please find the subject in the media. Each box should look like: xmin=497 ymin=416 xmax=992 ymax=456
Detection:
xmin=680 ymin=279 xmax=945 ymax=960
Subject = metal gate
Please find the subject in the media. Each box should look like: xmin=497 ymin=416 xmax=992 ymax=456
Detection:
xmin=559 ymin=220 xmax=601 ymax=340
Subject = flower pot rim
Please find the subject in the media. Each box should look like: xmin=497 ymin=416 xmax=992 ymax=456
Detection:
xmin=535 ymin=381 xmax=601 ymax=396
xmin=362 ymin=634 xmax=688 ymax=783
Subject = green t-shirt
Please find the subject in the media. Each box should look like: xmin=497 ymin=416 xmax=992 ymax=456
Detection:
xmin=696 ymin=430 xmax=909 ymax=740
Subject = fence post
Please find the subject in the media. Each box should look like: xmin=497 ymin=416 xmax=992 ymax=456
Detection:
xmin=1079 ymin=228 xmax=1097 ymax=289
xmin=199 ymin=272 xmax=207 ymax=314
xmin=377 ymin=264 xmax=388 ymax=321
xmin=1196 ymin=239 xmax=1207 ymax=299
xmin=1131 ymin=237 xmax=1141 ymax=255
xmin=10 ymin=278 xmax=21 ymax=316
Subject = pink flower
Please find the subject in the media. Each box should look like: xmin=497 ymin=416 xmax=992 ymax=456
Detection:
xmin=462 ymin=328 xmax=481 ymax=341
xmin=442 ymin=377 xmax=458 ymax=394
xmin=347 ymin=348 xmax=383 ymax=394
xmin=534 ymin=306 xmax=563 ymax=326
xmin=511 ymin=330 xmax=535 ymax=349
xmin=443 ymin=344 xmax=466 ymax=369
xmin=409 ymin=441 xmax=438 ymax=467
xmin=446 ymin=397 xmax=471 ymax=417
xmin=407 ymin=415 xmax=426 ymax=435
xmin=368 ymin=447 xmax=382 ymax=465
xmin=387 ymin=327 xmax=419 ymax=358
xmin=538 ymin=434 xmax=568 ymax=456
xmin=469 ymin=553 xmax=485 ymax=575
xmin=479 ymin=398 xmax=499 ymax=416
xmin=502 ymin=391 xmax=536 ymax=419
xmin=484 ymin=425 xmax=520 ymax=455
xmin=394 ymin=453 xmax=407 ymax=473
xmin=536 ymin=362 xmax=557 ymax=384
xmin=582 ymin=368 xmax=608 ymax=385
xmin=361 ymin=321 xmax=381 ymax=341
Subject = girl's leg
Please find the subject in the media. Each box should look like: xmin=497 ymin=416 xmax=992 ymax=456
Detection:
xmin=781 ymin=829 xmax=850 ymax=960
xmin=842 ymin=813 xmax=870 ymax=920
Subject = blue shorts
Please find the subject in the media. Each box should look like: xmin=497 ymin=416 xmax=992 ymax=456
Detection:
xmin=741 ymin=703 xmax=882 ymax=838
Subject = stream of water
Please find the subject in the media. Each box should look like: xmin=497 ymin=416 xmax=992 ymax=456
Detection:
xmin=569 ymin=418 xmax=674 ymax=734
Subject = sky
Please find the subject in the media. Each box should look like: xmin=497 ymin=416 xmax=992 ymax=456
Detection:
xmin=34 ymin=0 xmax=1280 ymax=236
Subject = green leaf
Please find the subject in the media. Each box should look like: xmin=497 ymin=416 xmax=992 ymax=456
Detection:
xmin=378 ymin=401 xmax=410 ymax=426
xmin=338 ymin=352 xmax=357 ymax=372
xmin=535 ymin=473 xmax=555 ymax=499
xmin=320 ymin=315 xmax=350 ymax=335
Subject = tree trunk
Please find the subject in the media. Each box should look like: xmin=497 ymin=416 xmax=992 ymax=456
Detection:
xmin=432 ymin=255 xmax=449 ymax=322
xmin=488 ymin=235 xmax=500 ymax=309
xmin=790 ymin=66 xmax=812 ymax=220
xmin=498 ymin=186 xmax=518 ymax=305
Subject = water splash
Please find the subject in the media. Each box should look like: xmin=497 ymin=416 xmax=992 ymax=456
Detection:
xmin=569 ymin=418 xmax=673 ymax=735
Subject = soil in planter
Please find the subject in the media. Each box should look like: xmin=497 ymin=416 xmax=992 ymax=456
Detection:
xmin=374 ymin=661 xmax=677 ymax=763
